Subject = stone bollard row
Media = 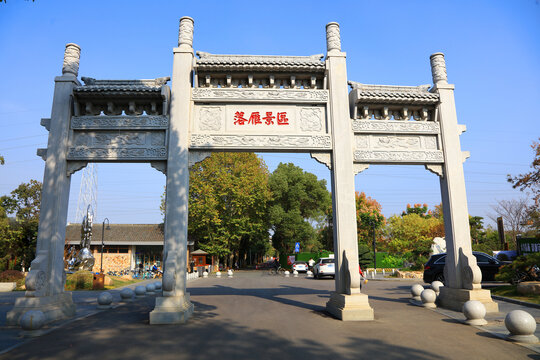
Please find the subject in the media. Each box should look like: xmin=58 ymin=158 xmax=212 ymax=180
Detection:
xmin=216 ymin=271 xmax=222 ymax=277
xmin=410 ymin=284 xmax=424 ymax=301
xmin=19 ymin=310 xmax=46 ymax=336
xmin=284 ymin=270 xmax=290 ymax=277
xmin=505 ymin=310 xmax=539 ymax=343
xmin=228 ymin=269 xmax=233 ymax=277
xmin=306 ymin=270 xmax=313 ymax=278
xmin=293 ymin=270 xmax=299 ymax=277
xmin=462 ymin=300 xmax=487 ymax=326
xmin=97 ymin=291 xmax=113 ymax=309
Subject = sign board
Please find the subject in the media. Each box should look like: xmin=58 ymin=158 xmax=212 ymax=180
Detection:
xmin=287 ymin=255 xmax=296 ymax=265
xmin=294 ymin=242 xmax=300 ymax=253
xmin=517 ymin=238 xmax=540 ymax=255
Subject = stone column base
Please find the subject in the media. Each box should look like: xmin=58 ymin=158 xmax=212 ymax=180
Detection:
xmin=6 ymin=292 xmax=76 ymax=326
xmin=438 ymin=287 xmax=499 ymax=313
xmin=326 ymin=292 xmax=374 ymax=321
xmin=149 ymin=293 xmax=194 ymax=325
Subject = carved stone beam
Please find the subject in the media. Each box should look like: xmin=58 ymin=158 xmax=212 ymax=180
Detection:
xmin=150 ymin=161 xmax=167 ymax=175
xmin=353 ymin=164 xmax=369 ymax=175
xmin=67 ymin=161 xmax=88 ymax=176
xmin=310 ymin=152 xmax=331 ymax=170
xmin=188 ymin=151 xmax=211 ymax=168
xmin=425 ymin=164 xmax=443 ymax=177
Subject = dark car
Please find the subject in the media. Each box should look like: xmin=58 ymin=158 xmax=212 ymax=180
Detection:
xmin=423 ymin=251 xmax=504 ymax=284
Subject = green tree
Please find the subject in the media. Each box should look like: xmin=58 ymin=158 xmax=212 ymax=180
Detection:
xmin=268 ymin=163 xmax=331 ymax=256
xmin=356 ymin=191 xmax=385 ymax=245
xmin=188 ymin=153 xmax=271 ymax=268
xmin=0 ymin=180 xmax=42 ymax=271
xmin=386 ymin=213 xmax=443 ymax=269
xmin=0 ymin=155 xmax=4 ymax=165
xmin=508 ymin=138 xmax=540 ymax=204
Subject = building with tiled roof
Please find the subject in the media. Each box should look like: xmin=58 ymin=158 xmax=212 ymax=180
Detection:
xmin=65 ymin=223 xmax=194 ymax=273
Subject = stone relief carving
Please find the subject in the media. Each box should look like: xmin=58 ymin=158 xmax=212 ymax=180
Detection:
xmin=178 ymin=17 xmax=194 ymax=47
xmin=430 ymin=53 xmax=448 ymax=84
xmin=351 ymin=120 xmax=440 ymax=134
xmin=198 ymin=106 xmax=223 ymax=131
xmin=71 ymin=116 xmax=168 ymax=129
xmin=190 ymin=134 xmax=332 ymax=149
xmin=356 ymin=136 xmax=369 ymax=149
xmin=94 ymin=133 xmax=145 ymax=146
xmin=62 ymin=43 xmax=81 ymax=76
xmin=151 ymin=132 xmax=166 ymax=146
xmin=67 ymin=147 xmax=167 ymax=160
xmin=354 ymin=150 xmax=444 ymax=163
xmin=326 ymin=22 xmax=341 ymax=52
xmin=310 ymin=152 xmax=331 ymax=170
xmin=192 ymin=88 xmax=328 ymax=102
xmin=300 ymin=108 xmax=323 ymax=132
xmin=424 ymin=136 xmax=438 ymax=150
xmin=374 ymin=136 xmax=421 ymax=150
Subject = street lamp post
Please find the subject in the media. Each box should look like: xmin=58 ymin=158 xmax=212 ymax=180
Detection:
xmin=100 ymin=218 xmax=110 ymax=274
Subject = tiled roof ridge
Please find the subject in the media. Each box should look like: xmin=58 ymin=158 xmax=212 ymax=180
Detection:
xmin=74 ymin=77 xmax=170 ymax=93
xmin=348 ymin=81 xmax=439 ymax=104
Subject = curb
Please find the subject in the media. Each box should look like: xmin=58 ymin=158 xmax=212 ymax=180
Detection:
xmin=491 ymin=295 xmax=540 ymax=310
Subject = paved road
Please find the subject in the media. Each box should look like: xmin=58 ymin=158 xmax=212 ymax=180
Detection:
xmin=0 ymin=272 xmax=538 ymax=360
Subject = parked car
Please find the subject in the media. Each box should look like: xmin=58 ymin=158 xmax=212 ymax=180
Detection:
xmin=313 ymin=257 xmax=335 ymax=279
xmin=292 ymin=261 xmax=308 ymax=273
xmin=423 ymin=251 xmax=505 ymax=284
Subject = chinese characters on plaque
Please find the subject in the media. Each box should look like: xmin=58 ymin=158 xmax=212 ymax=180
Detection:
xmin=234 ymin=111 xmax=289 ymax=126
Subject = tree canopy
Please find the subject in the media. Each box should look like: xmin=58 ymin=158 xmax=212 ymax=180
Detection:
xmin=0 ymin=180 xmax=42 ymax=271
xmin=268 ymin=163 xmax=331 ymax=255
xmin=187 ymin=153 xmax=271 ymax=266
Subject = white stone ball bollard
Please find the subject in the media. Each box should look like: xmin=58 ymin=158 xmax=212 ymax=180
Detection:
xmin=227 ymin=269 xmax=233 ymax=277
xmin=420 ymin=289 xmax=437 ymax=308
xmin=97 ymin=291 xmax=113 ymax=309
xmin=306 ymin=270 xmax=313 ymax=278
xmin=216 ymin=271 xmax=221 ymax=277
xmin=293 ymin=270 xmax=299 ymax=277
xmin=462 ymin=300 xmax=487 ymax=326
xmin=134 ymin=285 xmax=146 ymax=297
xmin=154 ymin=281 xmax=162 ymax=290
xmin=430 ymin=281 xmax=444 ymax=295
xmin=146 ymin=283 xmax=156 ymax=294
xmin=411 ymin=284 xmax=424 ymax=301
xmin=284 ymin=270 xmax=290 ymax=277
xmin=203 ymin=271 xmax=208 ymax=278
xmin=120 ymin=288 xmax=135 ymax=302
xmin=20 ymin=310 xmax=46 ymax=334
xmin=505 ymin=310 xmax=539 ymax=343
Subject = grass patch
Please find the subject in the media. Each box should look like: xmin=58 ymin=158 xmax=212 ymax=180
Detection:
xmin=104 ymin=276 xmax=141 ymax=290
xmin=490 ymin=285 xmax=540 ymax=305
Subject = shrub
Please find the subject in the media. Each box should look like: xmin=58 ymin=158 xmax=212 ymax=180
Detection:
xmin=380 ymin=254 xmax=404 ymax=268
xmin=495 ymin=253 xmax=540 ymax=283
xmin=65 ymin=271 xmax=93 ymax=290
xmin=0 ymin=270 xmax=24 ymax=282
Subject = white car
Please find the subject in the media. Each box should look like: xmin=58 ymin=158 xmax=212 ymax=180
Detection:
xmin=313 ymin=257 xmax=335 ymax=279
xmin=292 ymin=261 xmax=308 ymax=272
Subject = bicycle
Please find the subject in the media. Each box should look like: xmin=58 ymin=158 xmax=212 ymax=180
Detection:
xmin=269 ymin=266 xmax=285 ymax=275
xmin=510 ymin=264 xmax=540 ymax=285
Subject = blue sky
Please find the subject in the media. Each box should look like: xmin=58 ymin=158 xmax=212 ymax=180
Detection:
xmin=0 ymin=0 xmax=538 ymax=227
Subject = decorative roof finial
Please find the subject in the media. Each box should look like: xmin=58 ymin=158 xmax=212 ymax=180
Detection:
xmin=430 ymin=52 xmax=448 ymax=85
xmin=326 ymin=22 xmax=341 ymax=53
xmin=62 ymin=43 xmax=81 ymax=77
xmin=178 ymin=16 xmax=194 ymax=49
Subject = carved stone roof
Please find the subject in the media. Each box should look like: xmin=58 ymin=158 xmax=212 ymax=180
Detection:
xmin=348 ymin=81 xmax=439 ymax=105
xmin=195 ymin=52 xmax=325 ymax=73
xmin=74 ymin=77 xmax=170 ymax=95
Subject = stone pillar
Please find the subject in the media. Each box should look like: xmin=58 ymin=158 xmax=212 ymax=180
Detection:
xmin=6 ymin=44 xmax=80 ymax=325
xmin=150 ymin=16 xmax=194 ymax=324
xmin=324 ymin=22 xmax=374 ymax=321
xmin=431 ymin=53 xmax=498 ymax=312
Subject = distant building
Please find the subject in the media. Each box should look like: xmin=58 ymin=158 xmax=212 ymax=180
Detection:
xmin=65 ymin=223 xmax=188 ymax=273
